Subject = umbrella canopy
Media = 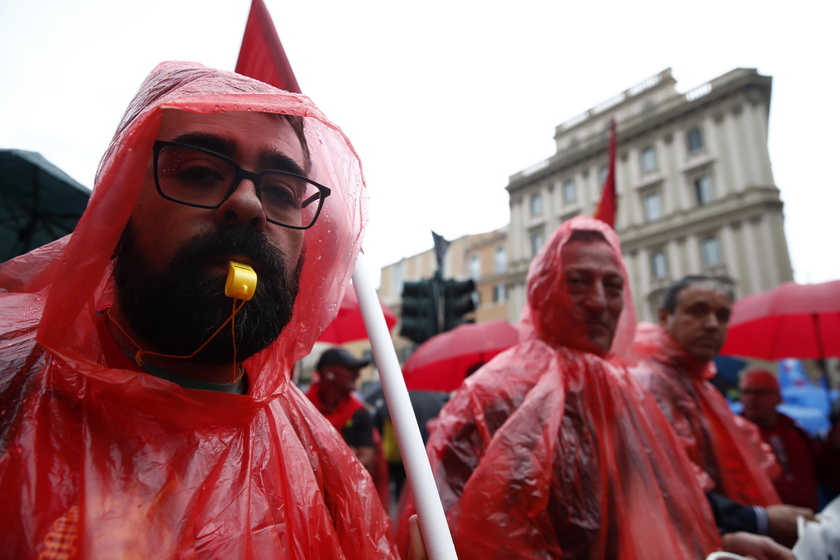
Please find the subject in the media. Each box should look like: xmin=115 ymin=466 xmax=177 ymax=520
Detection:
xmin=720 ymin=279 xmax=840 ymax=360
xmin=317 ymin=284 xmax=397 ymax=344
xmin=0 ymin=149 xmax=90 ymax=261
xmin=402 ymin=320 xmax=521 ymax=392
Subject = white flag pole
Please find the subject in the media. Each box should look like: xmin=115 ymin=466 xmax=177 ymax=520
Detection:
xmin=352 ymin=251 xmax=458 ymax=560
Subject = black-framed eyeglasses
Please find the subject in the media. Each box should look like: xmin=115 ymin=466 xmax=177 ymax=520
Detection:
xmin=152 ymin=140 xmax=331 ymax=230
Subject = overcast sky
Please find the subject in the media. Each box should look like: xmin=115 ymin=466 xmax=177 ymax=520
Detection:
xmin=1 ymin=0 xmax=838 ymax=286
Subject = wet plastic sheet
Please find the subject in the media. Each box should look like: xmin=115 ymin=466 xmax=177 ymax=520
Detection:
xmin=397 ymin=217 xmax=721 ymax=559
xmin=0 ymin=62 xmax=396 ymax=558
xmin=630 ymin=322 xmax=782 ymax=507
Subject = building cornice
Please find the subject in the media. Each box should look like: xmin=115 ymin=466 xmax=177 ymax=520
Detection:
xmin=507 ymin=69 xmax=772 ymax=194
xmin=619 ymin=185 xmax=783 ymax=251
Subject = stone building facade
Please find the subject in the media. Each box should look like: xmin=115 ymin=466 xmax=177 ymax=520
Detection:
xmin=505 ymin=67 xmax=793 ymax=322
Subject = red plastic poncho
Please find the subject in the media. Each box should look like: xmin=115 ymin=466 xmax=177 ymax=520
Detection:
xmin=397 ymin=216 xmax=721 ymax=559
xmin=629 ymin=322 xmax=782 ymax=507
xmin=305 ymin=379 xmax=392 ymax=510
xmin=0 ymin=62 xmax=397 ymax=559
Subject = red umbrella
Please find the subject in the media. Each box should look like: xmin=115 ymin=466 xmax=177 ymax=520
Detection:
xmin=719 ymin=279 xmax=840 ymax=360
xmin=403 ymin=320 xmax=521 ymax=392
xmin=318 ymin=284 xmax=398 ymax=344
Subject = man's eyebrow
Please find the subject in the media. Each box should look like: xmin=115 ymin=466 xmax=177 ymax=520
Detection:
xmin=169 ymin=132 xmax=237 ymax=157
xmin=260 ymin=149 xmax=307 ymax=177
xmin=166 ymin=132 xmax=307 ymax=177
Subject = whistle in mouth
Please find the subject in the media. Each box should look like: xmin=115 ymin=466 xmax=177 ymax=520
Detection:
xmin=225 ymin=261 xmax=258 ymax=301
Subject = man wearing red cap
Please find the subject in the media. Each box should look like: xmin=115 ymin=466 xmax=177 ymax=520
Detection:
xmin=740 ymin=369 xmax=824 ymax=510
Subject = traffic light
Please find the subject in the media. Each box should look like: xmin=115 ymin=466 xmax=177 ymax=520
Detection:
xmin=443 ymin=278 xmax=476 ymax=331
xmin=399 ymin=279 xmax=439 ymax=344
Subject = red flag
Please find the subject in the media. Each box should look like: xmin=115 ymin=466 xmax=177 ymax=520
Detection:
xmin=593 ymin=118 xmax=617 ymax=227
xmin=235 ymin=0 xmax=301 ymax=93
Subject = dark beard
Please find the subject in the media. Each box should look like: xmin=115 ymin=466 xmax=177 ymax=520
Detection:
xmin=113 ymin=224 xmax=300 ymax=365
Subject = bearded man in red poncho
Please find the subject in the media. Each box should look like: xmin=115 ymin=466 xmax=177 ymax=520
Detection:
xmin=398 ymin=216 xmax=736 ymax=559
xmin=0 ymin=62 xmax=400 ymax=558
xmin=630 ymin=275 xmax=815 ymax=549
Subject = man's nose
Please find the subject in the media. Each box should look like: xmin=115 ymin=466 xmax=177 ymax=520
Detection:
xmin=215 ymin=178 xmax=267 ymax=229
xmin=583 ymin=283 xmax=607 ymax=312
xmin=701 ymin=312 xmax=720 ymax=328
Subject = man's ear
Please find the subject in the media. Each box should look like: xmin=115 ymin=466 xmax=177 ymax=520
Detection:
xmin=657 ymin=308 xmax=670 ymax=327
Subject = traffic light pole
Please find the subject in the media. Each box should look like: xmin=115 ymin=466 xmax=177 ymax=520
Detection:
xmin=352 ymin=252 xmax=458 ymax=560
xmin=432 ymin=270 xmax=445 ymax=334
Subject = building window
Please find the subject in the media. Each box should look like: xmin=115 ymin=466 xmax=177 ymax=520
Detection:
xmin=494 ymin=245 xmax=506 ymax=274
xmin=563 ymin=180 xmax=576 ymax=203
xmin=469 ymin=254 xmax=480 ymax=280
xmin=640 ymin=146 xmax=657 ymax=173
xmin=530 ymin=193 xmax=543 ymax=216
xmin=530 ymin=230 xmax=545 ymax=257
xmin=643 ymin=191 xmax=663 ymax=222
xmin=694 ymin=175 xmax=713 ymax=206
xmin=651 ymin=249 xmax=668 ymax=279
xmin=687 ymin=126 xmax=704 ymax=153
xmin=701 ymin=237 xmax=722 ymax=267
xmin=493 ymin=283 xmax=507 ymax=303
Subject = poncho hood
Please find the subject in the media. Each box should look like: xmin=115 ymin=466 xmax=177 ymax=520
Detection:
xmin=2 ymin=61 xmax=367 ymax=400
xmin=522 ymin=215 xmax=636 ymax=359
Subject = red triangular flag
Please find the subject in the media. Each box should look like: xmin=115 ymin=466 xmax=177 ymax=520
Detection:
xmin=593 ymin=119 xmax=617 ymax=227
xmin=235 ymin=0 xmax=301 ymax=93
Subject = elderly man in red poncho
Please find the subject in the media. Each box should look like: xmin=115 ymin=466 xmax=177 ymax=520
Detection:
xmin=0 ymin=62 xmax=400 ymax=558
xmin=629 ymin=275 xmax=815 ymax=548
xmin=397 ymin=216 xmax=733 ymax=559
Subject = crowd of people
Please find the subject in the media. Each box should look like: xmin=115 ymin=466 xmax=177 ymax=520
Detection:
xmin=1 ymin=60 xmax=836 ymax=559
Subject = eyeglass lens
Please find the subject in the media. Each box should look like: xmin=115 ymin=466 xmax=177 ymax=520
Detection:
xmin=156 ymin=144 xmax=323 ymax=228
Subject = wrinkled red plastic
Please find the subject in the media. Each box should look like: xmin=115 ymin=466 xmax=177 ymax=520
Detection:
xmin=0 ymin=62 xmax=397 ymax=558
xmin=397 ymin=216 xmax=721 ymax=558
xmin=630 ymin=322 xmax=782 ymax=506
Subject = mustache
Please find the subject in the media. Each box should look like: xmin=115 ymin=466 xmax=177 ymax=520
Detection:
xmin=170 ymin=226 xmax=288 ymax=281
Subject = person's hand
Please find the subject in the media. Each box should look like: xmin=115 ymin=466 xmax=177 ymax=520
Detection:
xmin=407 ymin=514 xmax=428 ymax=560
xmin=766 ymin=504 xmax=816 ymax=547
xmin=721 ymin=531 xmax=795 ymax=560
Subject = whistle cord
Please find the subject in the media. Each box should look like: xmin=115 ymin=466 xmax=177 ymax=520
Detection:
xmin=106 ymin=298 xmax=247 ymax=385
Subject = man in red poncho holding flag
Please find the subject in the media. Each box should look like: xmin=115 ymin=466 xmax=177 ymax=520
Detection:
xmin=0 ymin=61 xmax=402 ymax=558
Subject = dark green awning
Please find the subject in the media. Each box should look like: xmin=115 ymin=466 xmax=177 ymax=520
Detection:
xmin=0 ymin=149 xmax=90 ymax=261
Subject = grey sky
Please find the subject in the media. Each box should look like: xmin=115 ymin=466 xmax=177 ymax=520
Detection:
xmin=1 ymin=0 xmax=837 ymax=285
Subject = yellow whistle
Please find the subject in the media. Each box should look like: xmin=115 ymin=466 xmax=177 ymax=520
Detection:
xmin=225 ymin=261 xmax=258 ymax=301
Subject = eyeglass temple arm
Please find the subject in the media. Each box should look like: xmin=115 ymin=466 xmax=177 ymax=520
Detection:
xmin=301 ymin=192 xmax=322 ymax=208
